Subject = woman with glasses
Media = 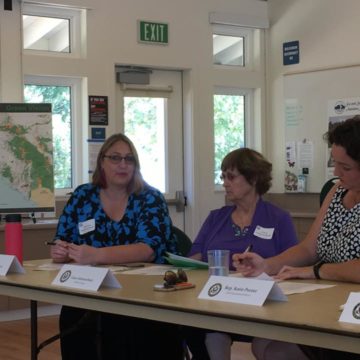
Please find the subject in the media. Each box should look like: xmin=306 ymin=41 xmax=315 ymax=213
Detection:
xmin=50 ymin=133 xmax=182 ymax=360
xmin=185 ymin=148 xmax=298 ymax=360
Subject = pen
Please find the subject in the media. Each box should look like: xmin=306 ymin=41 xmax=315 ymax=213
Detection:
xmin=244 ymin=244 xmax=253 ymax=253
xmin=44 ymin=240 xmax=57 ymax=246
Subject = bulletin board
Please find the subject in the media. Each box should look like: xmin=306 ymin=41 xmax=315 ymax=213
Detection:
xmin=283 ymin=65 xmax=360 ymax=193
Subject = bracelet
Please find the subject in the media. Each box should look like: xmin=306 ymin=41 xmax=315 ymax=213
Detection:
xmin=313 ymin=261 xmax=325 ymax=279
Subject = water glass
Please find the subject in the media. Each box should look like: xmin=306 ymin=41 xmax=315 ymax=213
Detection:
xmin=207 ymin=249 xmax=230 ymax=276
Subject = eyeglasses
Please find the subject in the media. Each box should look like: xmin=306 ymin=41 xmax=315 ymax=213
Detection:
xmin=103 ymin=154 xmax=135 ymax=165
xmin=163 ymin=269 xmax=188 ymax=288
xmin=220 ymin=172 xmax=241 ymax=182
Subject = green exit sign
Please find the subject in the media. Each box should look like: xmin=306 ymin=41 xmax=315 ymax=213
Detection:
xmin=138 ymin=20 xmax=168 ymax=45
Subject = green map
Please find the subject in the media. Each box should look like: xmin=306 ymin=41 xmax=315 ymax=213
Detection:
xmin=0 ymin=103 xmax=55 ymax=213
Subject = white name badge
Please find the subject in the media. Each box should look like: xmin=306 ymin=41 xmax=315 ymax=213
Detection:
xmin=198 ymin=274 xmax=287 ymax=306
xmin=0 ymin=254 xmax=25 ymax=276
xmin=52 ymin=264 xmax=121 ymax=291
xmin=78 ymin=219 xmax=95 ymax=235
xmin=254 ymin=225 xmax=274 ymax=240
xmin=339 ymin=292 xmax=360 ymax=324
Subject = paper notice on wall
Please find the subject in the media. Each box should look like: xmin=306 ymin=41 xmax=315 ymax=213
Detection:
xmin=327 ymin=98 xmax=360 ymax=180
xmin=285 ymin=99 xmax=303 ymax=127
xmin=88 ymin=140 xmax=104 ymax=173
xmin=297 ymin=140 xmax=313 ymax=169
xmin=286 ymin=141 xmax=296 ymax=167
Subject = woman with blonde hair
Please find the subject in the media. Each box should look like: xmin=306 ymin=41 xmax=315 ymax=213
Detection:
xmin=51 ymin=133 xmax=182 ymax=359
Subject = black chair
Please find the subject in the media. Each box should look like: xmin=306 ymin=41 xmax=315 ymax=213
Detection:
xmin=319 ymin=177 xmax=338 ymax=206
xmin=171 ymin=226 xmax=193 ymax=360
xmin=172 ymin=225 xmax=193 ymax=256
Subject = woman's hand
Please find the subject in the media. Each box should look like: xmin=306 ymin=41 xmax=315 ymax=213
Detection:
xmin=50 ymin=240 xmax=71 ymax=263
xmin=274 ymin=265 xmax=315 ymax=281
xmin=232 ymin=252 xmax=267 ymax=277
xmin=67 ymin=243 xmax=98 ymax=265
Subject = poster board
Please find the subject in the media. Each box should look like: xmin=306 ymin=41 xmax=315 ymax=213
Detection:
xmin=284 ymin=66 xmax=360 ymax=193
xmin=0 ymin=103 xmax=55 ymax=214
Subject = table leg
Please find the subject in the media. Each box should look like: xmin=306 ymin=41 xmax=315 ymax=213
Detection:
xmin=30 ymin=300 xmax=38 ymax=360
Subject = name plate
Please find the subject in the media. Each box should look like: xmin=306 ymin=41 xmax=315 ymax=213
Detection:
xmin=198 ymin=275 xmax=287 ymax=306
xmin=52 ymin=264 xmax=121 ymax=291
xmin=0 ymin=254 xmax=25 ymax=276
xmin=339 ymin=292 xmax=360 ymax=324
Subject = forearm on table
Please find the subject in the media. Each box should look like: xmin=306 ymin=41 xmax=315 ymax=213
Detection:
xmin=265 ymin=244 xmax=317 ymax=275
xmin=318 ymin=260 xmax=360 ymax=283
xmin=95 ymin=243 xmax=155 ymax=264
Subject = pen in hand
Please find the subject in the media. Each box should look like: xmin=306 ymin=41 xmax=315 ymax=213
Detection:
xmin=45 ymin=241 xmax=57 ymax=246
xmin=45 ymin=240 xmax=67 ymax=246
xmin=244 ymin=244 xmax=253 ymax=253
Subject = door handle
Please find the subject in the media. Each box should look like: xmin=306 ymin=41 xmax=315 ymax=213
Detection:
xmin=166 ymin=190 xmax=187 ymax=212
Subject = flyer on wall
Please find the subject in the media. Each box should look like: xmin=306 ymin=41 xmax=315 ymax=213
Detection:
xmin=327 ymin=98 xmax=360 ymax=180
xmin=89 ymin=95 xmax=108 ymax=125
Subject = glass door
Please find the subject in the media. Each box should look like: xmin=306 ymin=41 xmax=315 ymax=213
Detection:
xmin=118 ymin=69 xmax=185 ymax=229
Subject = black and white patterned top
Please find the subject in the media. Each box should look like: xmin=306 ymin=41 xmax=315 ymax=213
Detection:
xmin=317 ymin=186 xmax=360 ymax=263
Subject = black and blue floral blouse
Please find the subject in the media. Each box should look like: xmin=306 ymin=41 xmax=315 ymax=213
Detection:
xmin=55 ymin=183 xmax=176 ymax=263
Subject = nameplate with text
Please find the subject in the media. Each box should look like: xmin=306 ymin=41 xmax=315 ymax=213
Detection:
xmin=198 ymin=275 xmax=287 ymax=306
xmin=52 ymin=264 xmax=121 ymax=291
xmin=339 ymin=292 xmax=360 ymax=324
xmin=0 ymin=254 xmax=25 ymax=276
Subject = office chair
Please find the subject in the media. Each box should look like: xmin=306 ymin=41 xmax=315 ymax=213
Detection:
xmin=171 ymin=226 xmax=193 ymax=360
xmin=172 ymin=225 xmax=193 ymax=256
xmin=319 ymin=177 xmax=338 ymax=206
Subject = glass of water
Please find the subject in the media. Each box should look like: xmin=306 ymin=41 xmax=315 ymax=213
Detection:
xmin=207 ymin=249 xmax=230 ymax=276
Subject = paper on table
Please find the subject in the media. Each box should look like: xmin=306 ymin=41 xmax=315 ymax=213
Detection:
xmin=123 ymin=265 xmax=176 ymax=275
xmin=107 ymin=266 xmax=134 ymax=273
xmin=34 ymin=262 xmax=64 ymax=271
xmin=230 ymin=272 xmax=336 ymax=296
xmin=278 ymin=282 xmax=335 ymax=295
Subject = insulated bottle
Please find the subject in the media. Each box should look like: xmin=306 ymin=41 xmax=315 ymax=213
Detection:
xmin=5 ymin=214 xmax=23 ymax=264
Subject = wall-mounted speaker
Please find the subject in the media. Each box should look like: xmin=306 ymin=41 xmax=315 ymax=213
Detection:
xmin=4 ymin=0 xmax=12 ymax=11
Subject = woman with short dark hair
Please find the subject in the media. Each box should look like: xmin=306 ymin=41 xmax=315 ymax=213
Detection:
xmin=234 ymin=117 xmax=360 ymax=360
xmin=185 ymin=147 xmax=298 ymax=360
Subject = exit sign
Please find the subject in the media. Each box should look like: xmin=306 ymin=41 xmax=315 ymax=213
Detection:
xmin=138 ymin=20 xmax=168 ymax=45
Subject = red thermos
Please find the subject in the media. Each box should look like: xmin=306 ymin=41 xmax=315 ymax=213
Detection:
xmin=5 ymin=214 xmax=23 ymax=264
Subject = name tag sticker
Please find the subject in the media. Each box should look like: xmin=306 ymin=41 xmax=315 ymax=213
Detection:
xmin=52 ymin=264 xmax=121 ymax=291
xmin=254 ymin=226 xmax=274 ymax=240
xmin=0 ymin=254 xmax=25 ymax=276
xmin=78 ymin=219 xmax=95 ymax=235
xmin=339 ymin=292 xmax=360 ymax=324
xmin=198 ymin=273 xmax=287 ymax=306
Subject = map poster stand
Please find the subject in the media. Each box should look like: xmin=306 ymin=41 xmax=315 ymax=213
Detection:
xmin=0 ymin=103 xmax=55 ymax=215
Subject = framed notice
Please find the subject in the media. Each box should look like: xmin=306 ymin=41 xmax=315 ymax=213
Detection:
xmin=89 ymin=96 xmax=108 ymax=125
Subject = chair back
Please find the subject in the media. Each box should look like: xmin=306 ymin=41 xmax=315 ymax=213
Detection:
xmin=319 ymin=177 xmax=338 ymax=206
xmin=172 ymin=226 xmax=192 ymax=256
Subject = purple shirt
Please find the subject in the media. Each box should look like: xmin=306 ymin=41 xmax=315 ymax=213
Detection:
xmin=188 ymin=198 xmax=298 ymax=270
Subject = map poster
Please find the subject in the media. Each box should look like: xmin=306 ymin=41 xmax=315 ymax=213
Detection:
xmin=0 ymin=103 xmax=55 ymax=214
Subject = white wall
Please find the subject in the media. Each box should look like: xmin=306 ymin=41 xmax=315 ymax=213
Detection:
xmin=0 ymin=0 xmax=267 ymax=239
xmin=267 ymin=0 xmax=360 ymax=192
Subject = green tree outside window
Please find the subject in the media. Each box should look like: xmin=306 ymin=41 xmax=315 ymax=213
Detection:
xmin=214 ymin=94 xmax=245 ymax=184
xmin=24 ymin=84 xmax=72 ymax=189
